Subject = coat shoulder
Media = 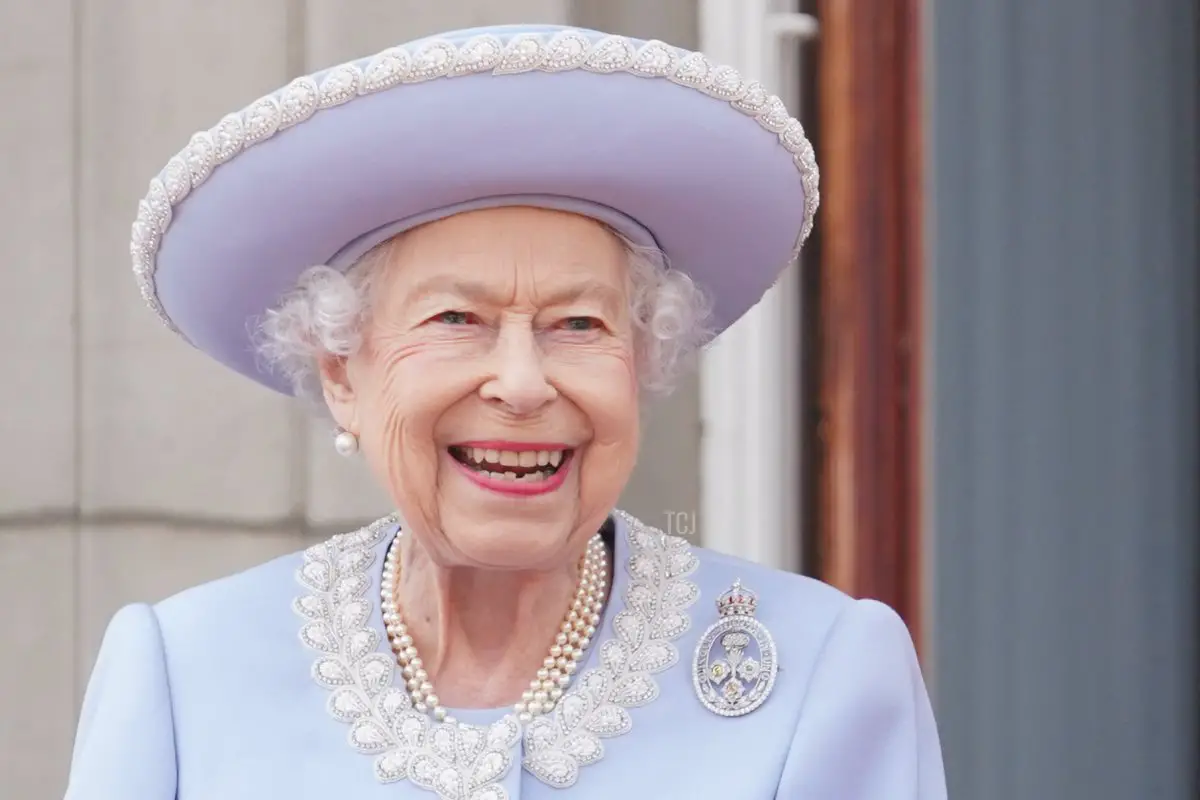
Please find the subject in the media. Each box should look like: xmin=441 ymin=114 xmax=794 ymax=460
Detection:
xmin=686 ymin=543 xmax=857 ymax=660
xmin=151 ymin=547 xmax=305 ymax=640
xmin=689 ymin=543 xmax=853 ymax=615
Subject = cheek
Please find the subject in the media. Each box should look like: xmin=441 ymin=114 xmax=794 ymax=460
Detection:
xmin=352 ymin=333 xmax=483 ymax=498
xmin=553 ymin=346 xmax=640 ymax=517
xmin=549 ymin=343 xmax=640 ymax=444
xmin=356 ymin=330 xmax=483 ymax=423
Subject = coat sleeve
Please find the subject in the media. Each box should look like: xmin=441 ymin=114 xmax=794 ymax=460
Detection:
xmin=775 ymin=599 xmax=947 ymax=799
xmin=64 ymin=603 xmax=178 ymax=800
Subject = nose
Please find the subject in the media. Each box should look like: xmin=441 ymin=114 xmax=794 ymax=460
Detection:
xmin=478 ymin=324 xmax=557 ymax=415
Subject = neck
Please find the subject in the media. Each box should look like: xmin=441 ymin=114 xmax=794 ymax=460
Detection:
xmin=393 ymin=531 xmax=605 ymax=709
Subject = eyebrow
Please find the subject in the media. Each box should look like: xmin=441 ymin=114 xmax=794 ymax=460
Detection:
xmin=403 ymin=274 xmax=625 ymax=315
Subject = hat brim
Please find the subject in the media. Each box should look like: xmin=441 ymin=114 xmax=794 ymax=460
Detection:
xmin=132 ymin=25 xmax=818 ymax=395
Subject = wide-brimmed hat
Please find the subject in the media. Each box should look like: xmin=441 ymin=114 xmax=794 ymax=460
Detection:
xmin=130 ymin=24 xmax=819 ymax=395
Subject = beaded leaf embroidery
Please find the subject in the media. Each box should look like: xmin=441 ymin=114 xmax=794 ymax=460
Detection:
xmin=295 ymin=511 xmax=698 ymax=796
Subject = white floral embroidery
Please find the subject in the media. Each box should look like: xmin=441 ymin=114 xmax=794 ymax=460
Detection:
xmin=131 ymin=29 xmax=819 ymax=336
xmin=295 ymin=511 xmax=698 ymax=796
xmin=296 ymin=515 xmax=520 ymax=800
xmin=522 ymin=510 xmax=699 ymax=787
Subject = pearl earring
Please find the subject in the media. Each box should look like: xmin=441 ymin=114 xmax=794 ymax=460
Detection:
xmin=333 ymin=428 xmax=359 ymax=457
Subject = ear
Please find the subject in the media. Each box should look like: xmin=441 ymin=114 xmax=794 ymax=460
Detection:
xmin=319 ymin=353 xmax=358 ymax=433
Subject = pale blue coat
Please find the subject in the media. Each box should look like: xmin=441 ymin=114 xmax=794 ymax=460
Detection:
xmin=65 ymin=512 xmax=947 ymax=799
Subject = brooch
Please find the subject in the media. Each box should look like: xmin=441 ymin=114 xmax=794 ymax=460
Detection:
xmin=691 ymin=580 xmax=778 ymax=716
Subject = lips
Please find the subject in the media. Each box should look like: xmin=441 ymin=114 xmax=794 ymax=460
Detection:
xmin=448 ymin=444 xmax=572 ymax=484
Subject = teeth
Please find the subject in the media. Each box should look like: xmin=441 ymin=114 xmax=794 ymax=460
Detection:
xmin=483 ymin=470 xmax=549 ymax=482
xmin=458 ymin=447 xmax=568 ymax=470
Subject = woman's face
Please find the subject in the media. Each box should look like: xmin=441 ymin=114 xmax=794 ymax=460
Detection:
xmin=324 ymin=207 xmax=640 ymax=571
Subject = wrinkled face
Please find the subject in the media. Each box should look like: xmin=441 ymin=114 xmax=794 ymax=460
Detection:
xmin=323 ymin=207 xmax=640 ymax=571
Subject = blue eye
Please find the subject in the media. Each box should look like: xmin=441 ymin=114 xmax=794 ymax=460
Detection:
xmin=561 ymin=317 xmax=599 ymax=331
xmin=434 ymin=311 xmax=474 ymax=325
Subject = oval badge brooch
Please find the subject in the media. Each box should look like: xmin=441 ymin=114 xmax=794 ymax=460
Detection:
xmin=692 ymin=580 xmax=778 ymax=717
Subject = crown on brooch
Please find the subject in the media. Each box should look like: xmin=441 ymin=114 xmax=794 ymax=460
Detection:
xmin=716 ymin=580 xmax=758 ymax=617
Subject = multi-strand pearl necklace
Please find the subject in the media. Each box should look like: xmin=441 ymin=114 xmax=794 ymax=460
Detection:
xmin=380 ymin=533 xmax=609 ymax=725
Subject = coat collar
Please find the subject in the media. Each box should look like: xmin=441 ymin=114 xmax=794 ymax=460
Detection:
xmin=294 ymin=510 xmax=700 ymax=796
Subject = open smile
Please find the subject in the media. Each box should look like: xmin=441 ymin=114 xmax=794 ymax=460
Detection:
xmin=447 ymin=443 xmax=575 ymax=496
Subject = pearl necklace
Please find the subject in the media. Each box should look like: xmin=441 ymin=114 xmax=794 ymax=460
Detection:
xmin=380 ymin=532 xmax=609 ymax=725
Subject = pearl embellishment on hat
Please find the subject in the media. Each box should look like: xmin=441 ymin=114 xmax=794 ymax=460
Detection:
xmin=131 ymin=30 xmax=819 ymax=340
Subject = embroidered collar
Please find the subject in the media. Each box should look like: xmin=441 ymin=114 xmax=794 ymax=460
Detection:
xmin=294 ymin=511 xmax=699 ymax=798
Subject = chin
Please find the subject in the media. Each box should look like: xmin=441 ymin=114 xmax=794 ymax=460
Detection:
xmin=442 ymin=513 xmax=582 ymax=570
xmin=429 ymin=446 xmax=610 ymax=570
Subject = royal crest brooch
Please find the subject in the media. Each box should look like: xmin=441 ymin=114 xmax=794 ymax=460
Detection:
xmin=692 ymin=580 xmax=778 ymax=716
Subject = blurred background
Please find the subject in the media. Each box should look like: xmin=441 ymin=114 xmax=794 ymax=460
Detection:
xmin=1 ymin=0 xmax=1196 ymax=798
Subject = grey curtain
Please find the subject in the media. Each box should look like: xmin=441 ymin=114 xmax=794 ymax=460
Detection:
xmin=929 ymin=1 xmax=1199 ymax=798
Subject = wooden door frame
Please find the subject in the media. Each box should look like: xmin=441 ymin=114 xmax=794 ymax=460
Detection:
xmin=809 ymin=0 xmax=926 ymax=650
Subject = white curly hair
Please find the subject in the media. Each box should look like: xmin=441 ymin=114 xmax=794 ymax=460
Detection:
xmin=256 ymin=229 xmax=714 ymax=407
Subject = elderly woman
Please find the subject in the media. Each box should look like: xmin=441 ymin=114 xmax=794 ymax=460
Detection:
xmin=66 ymin=24 xmax=945 ymax=800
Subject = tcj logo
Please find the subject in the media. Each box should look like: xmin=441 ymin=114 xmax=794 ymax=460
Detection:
xmin=662 ymin=510 xmax=698 ymax=538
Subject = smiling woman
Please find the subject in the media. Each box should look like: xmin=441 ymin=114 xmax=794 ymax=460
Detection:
xmin=269 ymin=208 xmax=660 ymax=577
xmin=65 ymin=23 xmax=945 ymax=800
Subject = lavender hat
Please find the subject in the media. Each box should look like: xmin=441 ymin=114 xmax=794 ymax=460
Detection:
xmin=130 ymin=24 xmax=819 ymax=395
